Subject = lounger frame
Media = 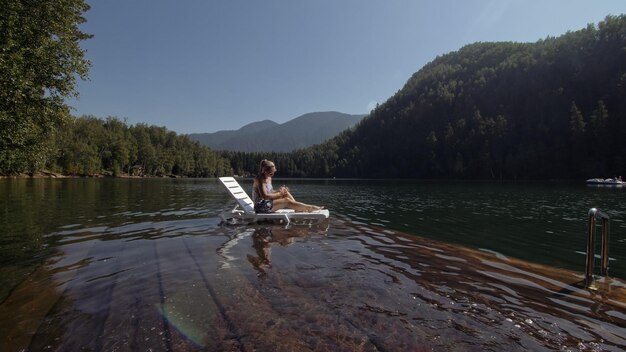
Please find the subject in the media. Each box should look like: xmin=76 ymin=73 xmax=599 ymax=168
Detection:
xmin=218 ymin=177 xmax=329 ymax=225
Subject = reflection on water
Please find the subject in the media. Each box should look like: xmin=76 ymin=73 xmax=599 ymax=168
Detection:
xmin=1 ymin=179 xmax=625 ymax=351
xmin=1 ymin=217 xmax=625 ymax=351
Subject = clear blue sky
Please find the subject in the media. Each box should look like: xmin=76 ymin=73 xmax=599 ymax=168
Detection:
xmin=70 ymin=0 xmax=625 ymax=134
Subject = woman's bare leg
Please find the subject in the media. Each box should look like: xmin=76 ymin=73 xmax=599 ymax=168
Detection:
xmin=272 ymin=198 xmax=322 ymax=212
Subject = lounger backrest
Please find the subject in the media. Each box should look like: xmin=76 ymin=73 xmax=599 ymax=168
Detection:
xmin=219 ymin=177 xmax=255 ymax=214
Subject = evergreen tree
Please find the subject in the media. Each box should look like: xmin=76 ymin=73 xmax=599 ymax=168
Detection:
xmin=569 ymin=102 xmax=586 ymax=140
xmin=568 ymin=102 xmax=586 ymax=176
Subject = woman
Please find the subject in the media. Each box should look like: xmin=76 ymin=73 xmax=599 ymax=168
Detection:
xmin=252 ymin=159 xmax=323 ymax=213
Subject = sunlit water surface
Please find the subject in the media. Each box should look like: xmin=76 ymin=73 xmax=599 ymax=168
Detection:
xmin=0 ymin=178 xmax=625 ymax=351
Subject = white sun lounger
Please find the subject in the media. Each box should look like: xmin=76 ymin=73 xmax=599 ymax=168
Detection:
xmin=218 ymin=177 xmax=329 ymax=224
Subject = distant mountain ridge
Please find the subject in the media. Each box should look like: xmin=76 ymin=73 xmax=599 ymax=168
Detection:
xmin=189 ymin=112 xmax=365 ymax=152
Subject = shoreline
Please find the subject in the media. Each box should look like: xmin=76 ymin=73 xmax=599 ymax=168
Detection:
xmin=0 ymin=171 xmax=185 ymax=179
xmin=0 ymin=172 xmax=608 ymax=184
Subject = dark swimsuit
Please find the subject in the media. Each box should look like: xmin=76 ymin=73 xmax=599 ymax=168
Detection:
xmin=254 ymin=199 xmax=273 ymax=214
xmin=253 ymin=180 xmax=273 ymax=213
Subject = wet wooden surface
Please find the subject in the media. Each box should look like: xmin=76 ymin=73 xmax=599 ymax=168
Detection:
xmin=1 ymin=219 xmax=625 ymax=351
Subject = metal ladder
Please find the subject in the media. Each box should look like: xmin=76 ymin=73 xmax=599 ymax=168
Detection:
xmin=585 ymin=208 xmax=610 ymax=287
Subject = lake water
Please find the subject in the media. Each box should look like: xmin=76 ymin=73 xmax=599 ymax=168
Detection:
xmin=1 ymin=178 xmax=625 ymax=351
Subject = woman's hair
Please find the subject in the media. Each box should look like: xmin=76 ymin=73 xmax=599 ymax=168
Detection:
xmin=257 ymin=159 xmax=275 ymax=179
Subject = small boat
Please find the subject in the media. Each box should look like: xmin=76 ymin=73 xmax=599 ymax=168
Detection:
xmin=586 ymin=177 xmax=625 ymax=187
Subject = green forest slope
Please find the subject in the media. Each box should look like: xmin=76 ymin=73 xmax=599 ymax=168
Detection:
xmin=324 ymin=15 xmax=626 ymax=179
xmin=239 ymin=15 xmax=625 ymax=179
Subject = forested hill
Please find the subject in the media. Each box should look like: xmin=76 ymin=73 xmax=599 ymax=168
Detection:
xmin=296 ymin=15 xmax=625 ymax=179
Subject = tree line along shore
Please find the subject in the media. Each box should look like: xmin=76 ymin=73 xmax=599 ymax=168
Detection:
xmin=2 ymin=1 xmax=625 ymax=180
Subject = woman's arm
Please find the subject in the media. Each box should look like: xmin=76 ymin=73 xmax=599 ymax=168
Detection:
xmin=258 ymin=180 xmax=284 ymax=200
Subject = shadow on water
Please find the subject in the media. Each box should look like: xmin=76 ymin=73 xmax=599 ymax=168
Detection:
xmin=1 ymin=214 xmax=625 ymax=351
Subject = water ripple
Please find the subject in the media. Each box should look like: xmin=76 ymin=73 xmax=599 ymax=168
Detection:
xmin=2 ymin=179 xmax=626 ymax=351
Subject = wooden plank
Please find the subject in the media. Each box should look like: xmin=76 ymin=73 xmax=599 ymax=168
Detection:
xmin=183 ymin=228 xmax=378 ymax=351
xmin=98 ymin=239 xmax=169 ymax=351
xmin=27 ymin=238 xmax=126 ymax=351
xmin=0 ymin=239 xmax=97 ymax=351
xmin=155 ymin=236 xmax=236 ymax=351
